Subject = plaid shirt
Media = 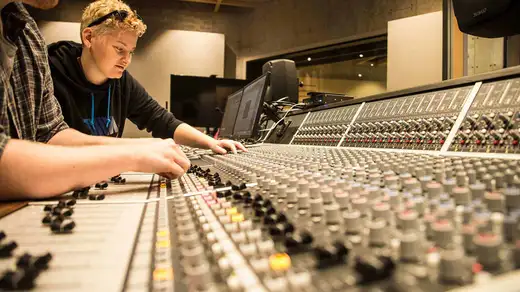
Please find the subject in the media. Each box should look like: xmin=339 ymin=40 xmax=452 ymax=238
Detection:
xmin=0 ymin=3 xmax=68 ymax=159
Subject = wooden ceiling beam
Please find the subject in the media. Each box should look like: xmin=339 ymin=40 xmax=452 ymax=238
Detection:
xmin=214 ymin=0 xmax=223 ymax=12
xmin=178 ymin=0 xmax=256 ymax=8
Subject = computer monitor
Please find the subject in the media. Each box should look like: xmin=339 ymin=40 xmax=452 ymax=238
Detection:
xmin=233 ymin=73 xmax=270 ymax=139
xmin=219 ymin=89 xmax=243 ymax=138
xmin=170 ymin=75 xmax=249 ymax=127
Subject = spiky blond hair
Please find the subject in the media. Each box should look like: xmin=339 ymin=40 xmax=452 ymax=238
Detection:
xmin=81 ymin=0 xmax=147 ymax=39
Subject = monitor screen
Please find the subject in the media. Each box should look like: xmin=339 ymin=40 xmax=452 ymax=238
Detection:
xmin=170 ymin=75 xmax=249 ymax=127
xmin=219 ymin=90 xmax=243 ymax=138
xmin=233 ymin=73 xmax=269 ymax=138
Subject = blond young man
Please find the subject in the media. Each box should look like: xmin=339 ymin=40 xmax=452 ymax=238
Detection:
xmin=47 ymin=0 xmax=246 ymax=154
xmin=0 ymin=0 xmax=191 ymax=200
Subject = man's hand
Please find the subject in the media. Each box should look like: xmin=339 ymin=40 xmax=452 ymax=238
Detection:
xmin=209 ymin=139 xmax=247 ymax=154
xmin=134 ymin=139 xmax=191 ymax=179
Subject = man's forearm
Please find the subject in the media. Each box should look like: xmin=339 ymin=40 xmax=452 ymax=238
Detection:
xmin=0 ymin=139 xmax=137 ymax=200
xmin=48 ymin=128 xmax=154 ymax=146
xmin=173 ymin=123 xmax=215 ymax=149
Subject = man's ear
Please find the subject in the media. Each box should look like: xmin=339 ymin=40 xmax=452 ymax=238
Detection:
xmin=82 ymin=28 xmax=94 ymax=48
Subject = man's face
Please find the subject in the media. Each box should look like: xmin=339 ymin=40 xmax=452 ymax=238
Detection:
xmin=89 ymin=29 xmax=138 ymax=79
xmin=21 ymin=0 xmax=59 ymax=9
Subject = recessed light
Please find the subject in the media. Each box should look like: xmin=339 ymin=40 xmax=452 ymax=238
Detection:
xmin=359 ymin=54 xmax=364 ymax=58
xmin=370 ymin=63 xmax=374 ymax=67
xmin=358 ymin=74 xmax=363 ymax=78
xmin=307 ymin=57 xmax=312 ymax=61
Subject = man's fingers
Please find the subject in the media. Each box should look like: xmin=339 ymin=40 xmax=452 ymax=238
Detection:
xmin=213 ymin=145 xmax=227 ymax=154
xmin=234 ymin=141 xmax=247 ymax=152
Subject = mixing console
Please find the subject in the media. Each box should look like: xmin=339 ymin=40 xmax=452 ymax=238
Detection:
xmin=450 ymin=78 xmax=520 ymax=153
xmin=3 ymin=68 xmax=520 ymax=291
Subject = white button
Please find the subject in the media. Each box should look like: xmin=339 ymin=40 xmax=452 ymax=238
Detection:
xmin=221 ymin=201 xmax=232 ymax=208
xmin=257 ymin=240 xmax=274 ymax=255
xmin=215 ymin=209 xmax=226 ymax=216
xmin=250 ymin=258 xmax=270 ymax=274
xmin=231 ymin=232 xmax=247 ymax=244
xmin=239 ymin=220 xmax=253 ymax=231
xmin=227 ymin=275 xmax=243 ymax=292
xmin=289 ymin=272 xmax=312 ymax=288
xmin=220 ymin=215 xmax=231 ymax=224
xmin=218 ymin=257 xmax=231 ymax=274
xmin=206 ymin=232 xmax=216 ymax=244
xmin=198 ymin=216 xmax=207 ymax=224
xmin=225 ymin=223 xmax=239 ymax=233
xmin=212 ymin=243 xmax=223 ymax=258
xmin=265 ymin=277 xmax=288 ymax=292
xmin=227 ymin=251 xmax=246 ymax=268
xmin=247 ymin=229 xmax=262 ymax=242
xmin=221 ymin=239 xmax=235 ymax=253
xmin=202 ymin=223 xmax=211 ymax=233
xmin=239 ymin=243 xmax=258 ymax=258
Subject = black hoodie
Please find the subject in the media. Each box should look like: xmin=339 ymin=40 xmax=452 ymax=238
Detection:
xmin=47 ymin=41 xmax=183 ymax=138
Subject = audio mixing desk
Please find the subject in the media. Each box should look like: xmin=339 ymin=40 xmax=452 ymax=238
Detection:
xmin=4 ymin=67 xmax=520 ymax=291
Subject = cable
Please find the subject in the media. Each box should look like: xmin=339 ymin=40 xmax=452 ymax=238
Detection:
xmin=260 ymin=103 xmax=304 ymax=142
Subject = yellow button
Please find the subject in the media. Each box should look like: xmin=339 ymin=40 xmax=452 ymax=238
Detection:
xmin=160 ymin=183 xmax=167 ymax=188
xmin=153 ymin=267 xmax=173 ymax=281
xmin=231 ymin=213 xmax=244 ymax=222
xmin=226 ymin=207 xmax=238 ymax=215
xmin=269 ymin=253 xmax=291 ymax=272
xmin=156 ymin=240 xmax=170 ymax=248
xmin=157 ymin=230 xmax=169 ymax=237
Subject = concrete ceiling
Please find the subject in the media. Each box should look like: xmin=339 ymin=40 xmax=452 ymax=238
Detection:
xmin=298 ymin=58 xmax=388 ymax=82
xmin=177 ymin=0 xmax=271 ymax=12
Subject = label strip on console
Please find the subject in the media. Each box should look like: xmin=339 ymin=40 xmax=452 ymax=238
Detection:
xmin=440 ymin=82 xmax=483 ymax=153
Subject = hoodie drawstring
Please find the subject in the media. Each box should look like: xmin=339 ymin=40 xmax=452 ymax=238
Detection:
xmin=89 ymin=85 xmax=112 ymax=131
xmin=106 ymin=85 xmax=112 ymax=128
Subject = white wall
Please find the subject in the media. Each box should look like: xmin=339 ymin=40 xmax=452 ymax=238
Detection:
xmin=387 ymin=11 xmax=443 ymax=91
xmin=39 ymin=21 xmax=225 ymax=138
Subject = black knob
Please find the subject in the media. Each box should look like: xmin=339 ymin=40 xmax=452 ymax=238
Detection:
xmin=17 ymin=253 xmax=52 ymax=271
xmin=254 ymin=194 xmax=263 ymax=202
xmin=284 ymin=236 xmax=300 ymax=249
xmin=232 ymin=192 xmax=243 ymax=201
xmin=89 ymin=194 xmax=105 ymax=201
xmin=61 ymin=199 xmax=76 ymax=207
xmin=333 ymin=241 xmax=349 ymax=258
xmin=216 ymin=192 xmax=225 ymax=198
xmin=263 ymin=214 xmax=278 ymax=225
xmin=43 ymin=204 xmax=53 ymax=212
xmin=226 ymin=181 xmax=233 ymax=187
xmin=253 ymin=200 xmax=264 ymax=209
xmin=225 ymin=190 xmax=233 ymax=198
xmin=283 ymin=222 xmax=295 ymax=234
xmin=95 ymin=182 xmax=108 ymax=190
xmin=52 ymin=207 xmax=73 ymax=217
xmin=0 ymin=267 xmax=39 ymax=290
xmin=354 ymin=255 xmax=396 ymax=283
xmin=34 ymin=253 xmax=52 ymax=270
xmin=266 ymin=207 xmax=277 ymax=215
xmin=16 ymin=253 xmax=32 ymax=269
xmin=300 ymin=231 xmax=314 ymax=245
xmin=208 ymin=181 xmax=215 ymax=186
xmin=0 ymin=231 xmax=5 ymax=242
xmin=0 ymin=241 xmax=18 ymax=257
xmin=41 ymin=214 xmax=53 ymax=225
xmin=276 ymin=213 xmax=288 ymax=223
xmin=254 ymin=208 xmax=267 ymax=217
xmin=262 ymin=200 xmax=273 ymax=208
xmin=50 ymin=219 xmax=76 ymax=234
xmin=268 ymin=224 xmax=284 ymax=236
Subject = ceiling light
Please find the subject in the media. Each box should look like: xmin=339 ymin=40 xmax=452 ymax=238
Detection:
xmin=358 ymin=74 xmax=363 ymax=78
xmin=370 ymin=63 xmax=374 ymax=67
xmin=307 ymin=57 xmax=312 ymax=61
xmin=359 ymin=54 xmax=364 ymax=58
